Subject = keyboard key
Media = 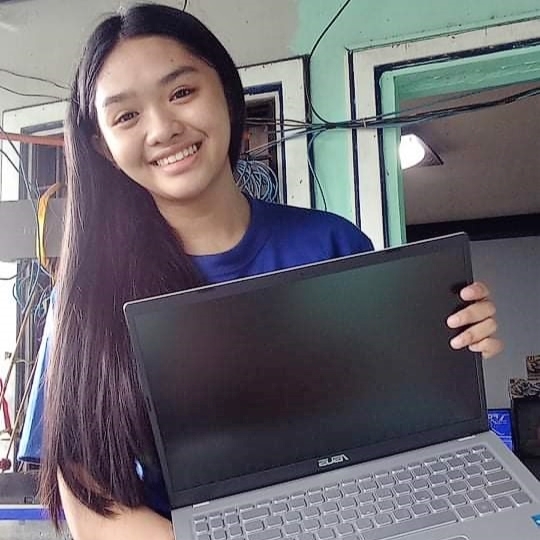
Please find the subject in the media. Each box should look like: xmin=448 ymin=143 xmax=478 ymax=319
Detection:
xmin=284 ymin=511 xmax=302 ymax=523
xmin=464 ymin=454 xmax=482 ymax=465
xmin=439 ymin=453 xmax=454 ymax=461
xmin=361 ymin=510 xmax=458 ymax=540
xmin=339 ymin=496 xmax=357 ymax=510
xmin=198 ymin=535 xmax=211 ymax=540
xmin=308 ymin=493 xmax=324 ymax=505
xmin=374 ymin=488 xmax=393 ymax=500
xmin=342 ymin=484 xmax=359 ymax=496
xmin=321 ymin=502 xmax=338 ymax=514
xmin=493 ymin=496 xmax=514 ymax=510
xmin=303 ymin=519 xmax=321 ymax=531
xmin=225 ymin=515 xmax=240 ymax=526
xmin=303 ymin=507 xmax=320 ymax=519
xmin=229 ymin=526 xmax=243 ymax=537
xmin=466 ymin=489 xmax=486 ymax=502
xmin=428 ymin=474 xmax=446 ymax=486
xmin=395 ymin=495 xmax=413 ymax=508
xmin=447 ymin=457 xmax=466 ymax=469
xmin=355 ymin=518 xmax=374 ymax=531
xmin=395 ymin=471 xmax=413 ymax=482
xmin=244 ymin=521 xmax=264 ymax=533
xmin=378 ymin=476 xmax=396 ymax=488
xmin=456 ymin=505 xmax=476 ymax=520
xmin=283 ymin=523 xmax=301 ymax=536
xmin=241 ymin=508 xmax=269 ymax=521
xmin=317 ymin=527 xmax=335 ymax=540
xmin=373 ymin=513 xmax=393 ymax=526
xmin=360 ymin=480 xmax=378 ymax=491
xmin=448 ymin=494 xmax=467 ymax=507
xmin=511 ymin=491 xmax=532 ymax=506
xmin=413 ymin=491 xmax=432 ymax=503
xmin=412 ymin=466 xmax=430 ymax=478
xmin=340 ymin=509 xmax=358 ymax=521
xmin=432 ymin=485 xmax=451 ymax=498
xmin=336 ymin=523 xmax=355 ymax=536
xmin=447 ymin=470 xmax=465 ymax=481
xmin=481 ymin=450 xmax=494 ymax=461
xmin=271 ymin=503 xmax=288 ymax=514
xmin=393 ymin=508 xmax=412 ymax=521
xmin=485 ymin=480 xmax=520 ymax=497
xmin=481 ymin=460 xmax=502 ymax=473
xmin=449 ymin=480 xmax=468 ymax=493
xmin=486 ymin=470 xmax=511 ymax=484
xmin=248 ymin=529 xmax=283 ymax=540
xmin=298 ymin=534 xmax=315 ymax=540
xmin=471 ymin=445 xmax=486 ymax=453
xmin=455 ymin=448 xmax=470 ymax=457
xmin=429 ymin=463 xmax=448 ymax=474
xmin=430 ymin=499 xmax=449 ymax=512
xmin=210 ymin=518 xmax=225 ymax=529
xmin=266 ymin=516 xmax=283 ymax=528
xmin=474 ymin=501 xmax=495 ymax=515
xmin=214 ymin=530 xmax=227 ymax=540
xmin=356 ymin=493 xmax=374 ymax=504
xmin=196 ymin=522 xmax=209 ymax=533
xmin=467 ymin=476 xmax=486 ymax=489
xmin=322 ymin=514 xmax=339 ymax=527
xmin=394 ymin=484 xmax=412 ymax=495
xmin=290 ymin=498 xmax=307 ymax=510
xmin=411 ymin=479 xmax=429 ymax=490
xmin=325 ymin=488 xmax=342 ymax=501
xmin=411 ymin=503 xmax=430 ymax=517
xmin=358 ymin=504 xmax=376 ymax=517
xmin=381 ymin=499 xmax=398 ymax=512
xmin=464 ymin=465 xmax=482 ymax=477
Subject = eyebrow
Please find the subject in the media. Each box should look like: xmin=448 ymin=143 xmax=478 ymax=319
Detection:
xmin=101 ymin=65 xmax=199 ymax=108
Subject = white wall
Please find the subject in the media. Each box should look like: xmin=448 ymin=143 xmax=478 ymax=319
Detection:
xmin=472 ymin=236 xmax=540 ymax=408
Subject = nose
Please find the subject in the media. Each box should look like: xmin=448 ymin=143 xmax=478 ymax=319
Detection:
xmin=145 ymin=105 xmax=184 ymax=146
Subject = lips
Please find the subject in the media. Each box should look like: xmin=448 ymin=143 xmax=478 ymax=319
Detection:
xmin=152 ymin=143 xmax=201 ymax=167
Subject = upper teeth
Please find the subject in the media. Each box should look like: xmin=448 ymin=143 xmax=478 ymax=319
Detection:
xmin=155 ymin=144 xmax=198 ymax=166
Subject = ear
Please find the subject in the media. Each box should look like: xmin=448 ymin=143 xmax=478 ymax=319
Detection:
xmin=92 ymin=134 xmax=116 ymax=165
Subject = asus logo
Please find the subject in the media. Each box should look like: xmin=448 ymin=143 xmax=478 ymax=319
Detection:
xmin=318 ymin=454 xmax=350 ymax=468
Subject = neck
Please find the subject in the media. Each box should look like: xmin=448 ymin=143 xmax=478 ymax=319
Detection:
xmin=155 ymin=172 xmax=251 ymax=256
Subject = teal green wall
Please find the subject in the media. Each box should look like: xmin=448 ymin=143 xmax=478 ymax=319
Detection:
xmin=292 ymin=0 xmax=540 ymax=220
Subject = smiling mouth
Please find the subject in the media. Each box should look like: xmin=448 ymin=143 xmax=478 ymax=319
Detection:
xmin=152 ymin=143 xmax=201 ymax=167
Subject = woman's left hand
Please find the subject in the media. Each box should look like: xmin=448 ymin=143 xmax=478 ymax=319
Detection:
xmin=446 ymin=281 xmax=503 ymax=359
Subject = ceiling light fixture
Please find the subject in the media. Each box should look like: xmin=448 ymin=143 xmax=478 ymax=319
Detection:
xmin=399 ymin=133 xmax=443 ymax=170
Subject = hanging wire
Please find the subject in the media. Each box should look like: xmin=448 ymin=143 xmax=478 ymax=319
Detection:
xmin=306 ymin=0 xmax=352 ymax=123
xmin=0 ymin=68 xmax=68 ymax=91
xmin=235 ymin=159 xmax=281 ymax=203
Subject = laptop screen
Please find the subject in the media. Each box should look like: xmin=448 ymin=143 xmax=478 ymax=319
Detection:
xmin=125 ymin=233 xmax=488 ymax=508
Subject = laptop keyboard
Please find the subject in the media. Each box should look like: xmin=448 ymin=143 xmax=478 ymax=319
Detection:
xmin=192 ymin=445 xmax=532 ymax=540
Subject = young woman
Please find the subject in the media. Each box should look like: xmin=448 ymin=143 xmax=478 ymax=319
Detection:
xmin=18 ymin=4 xmax=501 ymax=539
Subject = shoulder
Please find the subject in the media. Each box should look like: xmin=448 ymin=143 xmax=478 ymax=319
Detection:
xmin=251 ymin=198 xmax=374 ymax=256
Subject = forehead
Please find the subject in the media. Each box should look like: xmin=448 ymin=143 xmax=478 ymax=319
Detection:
xmin=95 ymin=35 xmax=217 ymax=105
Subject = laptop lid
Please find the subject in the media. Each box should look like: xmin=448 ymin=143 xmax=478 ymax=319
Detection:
xmin=124 ymin=232 xmax=488 ymax=510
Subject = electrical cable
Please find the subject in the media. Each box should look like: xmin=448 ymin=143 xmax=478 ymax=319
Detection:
xmin=307 ymin=130 xmax=327 ymax=212
xmin=0 ymin=83 xmax=64 ymax=101
xmin=0 ymin=67 xmax=68 ymax=91
xmin=0 ymin=274 xmax=17 ymax=281
xmin=306 ymin=0 xmax=352 ymax=123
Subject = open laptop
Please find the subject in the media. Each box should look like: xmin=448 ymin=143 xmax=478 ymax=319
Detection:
xmin=124 ymin=233 xmax=540 ymax=540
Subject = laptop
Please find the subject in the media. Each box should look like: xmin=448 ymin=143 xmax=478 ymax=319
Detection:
xmin=124 ymin=232 xmax=540 ymax=540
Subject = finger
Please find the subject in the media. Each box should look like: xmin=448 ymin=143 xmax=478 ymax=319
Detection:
xmin=469 ymin=337 xmax=504 ymax=359
xmin=460 ymin=281 xmax=490 ymax=301
xmin=449 ymin=317 xmax=498 ymax=350
xmin=447 ymin=299 xmax=496 ymax=328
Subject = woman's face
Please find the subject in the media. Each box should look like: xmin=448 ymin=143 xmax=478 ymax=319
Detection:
xmin=94 ymin=36 xmax=233 ymax=208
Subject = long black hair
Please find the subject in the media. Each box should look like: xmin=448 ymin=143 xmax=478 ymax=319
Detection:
xmin=40 ymin=3 xmax=246 ymax=525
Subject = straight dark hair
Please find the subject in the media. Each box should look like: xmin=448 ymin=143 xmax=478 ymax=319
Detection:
xmin=40 ymin=3 xmax=246 ymax=526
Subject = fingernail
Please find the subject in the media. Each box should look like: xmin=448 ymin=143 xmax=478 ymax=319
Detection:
xmin=450 ymin=336 xmax=463 ymax=349
xmin=447 ymin=314 xmax=460 ymax=327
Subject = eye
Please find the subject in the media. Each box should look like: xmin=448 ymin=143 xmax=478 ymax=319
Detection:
xmin=171 ymin=87 xmax=194 ymax=101
xmin=114 ymin=111 xmax=138 ymax=125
